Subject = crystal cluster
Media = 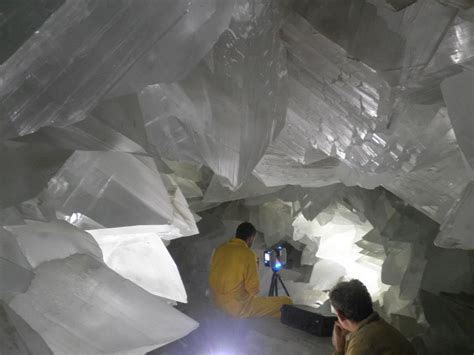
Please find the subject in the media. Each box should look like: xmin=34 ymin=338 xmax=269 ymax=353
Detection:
xmin=1 ymin=0 xmax=473 ymax=353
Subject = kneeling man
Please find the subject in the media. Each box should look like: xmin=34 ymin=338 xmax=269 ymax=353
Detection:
xmin=209 ymin=222 xmax=292 ymax=318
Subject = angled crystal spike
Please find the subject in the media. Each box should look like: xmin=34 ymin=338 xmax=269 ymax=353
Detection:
xmin=140 ymin=0 xmax=288 ymax=189
xmin=44 ymin=151 xmax=198 ymax=235
xmin=87 ymin=229 xmax=188 ymax=303
xmin=0 ymin=0 xmax=190 ymax=139
xmin=108 ymin=0 xmax=237 ymax=97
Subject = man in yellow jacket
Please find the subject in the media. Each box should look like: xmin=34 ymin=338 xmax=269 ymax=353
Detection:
xmin=209 ymin=222 xmax=292 ymax=318
xmin=330 ymin=279 xmax=416 ymax=355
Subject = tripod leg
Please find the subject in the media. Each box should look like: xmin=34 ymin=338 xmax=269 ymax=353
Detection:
xmin=268 ymin=273 xmax=276 ymax=296
xmin=277 ymin=274 xmax=290 ymax=297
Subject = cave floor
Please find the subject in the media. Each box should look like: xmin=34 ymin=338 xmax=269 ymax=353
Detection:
xmin=149 ymin=303 xmax=333 ymax=355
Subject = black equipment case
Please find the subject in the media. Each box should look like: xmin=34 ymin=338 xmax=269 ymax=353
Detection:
xmin=280 ymin=304 xmax=337 ymax=337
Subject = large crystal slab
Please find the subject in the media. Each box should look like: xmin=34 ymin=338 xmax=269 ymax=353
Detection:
xmin=0 ymin=301 xmax=53 ymax=355
xmin=87 ymin=229 xmax=187 ymax=303
xmin=9 ymin=90 xmax=149 ymax=155
xmin=382 ymin=105 xmax=472 ymax=223
xmin=295 ymin=0 xmax=457 ymax=85
xmin=282 ymin=13 xmax=394 ymax=130
xmin=140 ymin=0 xmax=288 ymax=189
xmin=253 ymin=108 xmax=359 ymax=188
xmin=108 ymin=0 xmax=236 ymax=97
xmin=441 ymin=70 xmax=474 ymax=170
xmin=0 ymin=0 xmax=190 ymax=139
xmin=44 ymin=151 xmax=197 ymax=235
xmin=436 ymin=181 xmax=474 ymax=249
xmin=14 ymin=115 xmax=147 ymax=153
xmin=281 ymin=14 xmax=401 ymax=180
xmin=5 ymin=220 xmax=102 ymax=268
xmin=282 ymin=12 xmax=471 ymax=222
xmin=423 ymin=17 xmax=474 ymax=78
xmin=9 ymin=254 xmax=198 ymax=354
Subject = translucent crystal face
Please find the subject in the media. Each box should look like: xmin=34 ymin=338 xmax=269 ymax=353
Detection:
xmin=0 ymin=0 xmax=473 ymax=353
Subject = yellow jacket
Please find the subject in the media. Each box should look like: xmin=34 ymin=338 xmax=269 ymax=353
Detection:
xmin=209 ymin=238 xmax=260 ymax=314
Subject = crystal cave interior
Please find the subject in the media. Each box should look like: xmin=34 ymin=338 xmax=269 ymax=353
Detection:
xmin=0 ymin=0 xmax=473 ymax=354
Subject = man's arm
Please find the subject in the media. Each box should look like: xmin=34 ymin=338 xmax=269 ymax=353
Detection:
xmin=332 ymin=321 xmax=348 ymax=355
xmin=244 ymin=252 xmax=260 ymax=297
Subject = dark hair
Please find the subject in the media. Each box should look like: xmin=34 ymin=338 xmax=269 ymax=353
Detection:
xmin=329 ymin=279 xmax=373 ymax=322
xmin=236 ymin=222 xmax=256 ymax=241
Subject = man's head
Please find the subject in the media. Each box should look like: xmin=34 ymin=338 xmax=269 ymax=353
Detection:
xmin=236 ymin=222 xmax=257 ymax=247
xmin=329 ymin=279 xmax=373 ymax=331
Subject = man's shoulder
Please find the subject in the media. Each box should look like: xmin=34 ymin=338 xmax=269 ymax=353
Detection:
xmin=351 ymin=318 xmax=415 ymax=354
xmin=247 ymin=248 xmax=257 ymax=259
xmin=356 ymin=318 xmax=399 ymax=338
xmin=215 ymin=240 xmax=254 ymax=255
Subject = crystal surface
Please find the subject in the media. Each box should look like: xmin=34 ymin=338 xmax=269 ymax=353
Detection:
xmin=0 ymin=0 xmax=190 ymax=139
xmin=139 ymin=0 xmax=288 ymax=188
xmin=1 ymin=0 xmax=474 ymax=353
xmin=87 ymin=229 xmax=188 ymax=303
xmin=5 ymin=220 xmax=101 ymax=269
xmin=16 ymin=115 xmax=147 ymax=154
xmin=441 ymin=70 xmax=474 ymax=170
xmin=108 ymin=0 xmax=237 ymax=96
xmin=296 ymin=0 xmax=457 ymax=85
xmin=44 ymin=151 xmax=197 ymax=235
xmin=9 ymin=255 xmax=198 ymax=354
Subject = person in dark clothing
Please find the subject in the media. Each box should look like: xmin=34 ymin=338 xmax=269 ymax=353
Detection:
xmin=330 ymin=279 xmax=416 ymax=355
